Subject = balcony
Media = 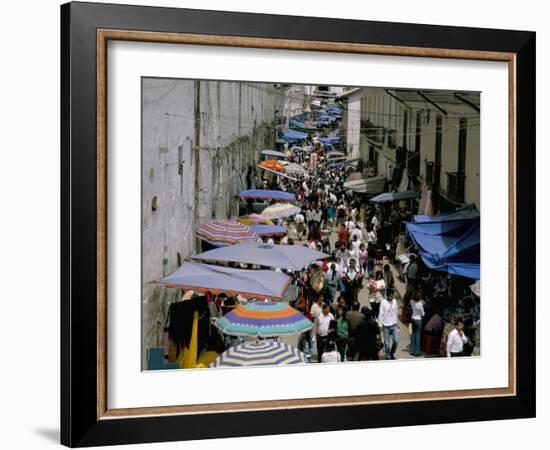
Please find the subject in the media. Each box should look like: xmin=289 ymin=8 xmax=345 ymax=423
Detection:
xmin=446 ymin=172 xmax=466 ymax=203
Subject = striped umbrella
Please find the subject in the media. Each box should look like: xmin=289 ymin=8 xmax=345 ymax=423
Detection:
xmin=214 ymin=300 xmax=313 ymax=338
xmin=261 ymin=203 xmax=301 ymax=220
xmin=196 ymin=220 xmax=257 ymax=246
xmin=210 ymin=341 xmax=306 ymax=367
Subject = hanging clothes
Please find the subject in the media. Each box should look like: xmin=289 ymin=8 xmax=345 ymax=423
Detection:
xmin=167 ymin=295 xmax=208 ymax=358
xmin=178 ymin=311 xmax=199 ymax=369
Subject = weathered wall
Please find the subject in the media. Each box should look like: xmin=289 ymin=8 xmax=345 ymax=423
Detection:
xmin=141 ymin=79 xmax=284 ymax=356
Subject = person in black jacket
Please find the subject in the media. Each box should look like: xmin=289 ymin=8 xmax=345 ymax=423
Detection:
xmin=353 ymin=307 xmax=381 ymax=361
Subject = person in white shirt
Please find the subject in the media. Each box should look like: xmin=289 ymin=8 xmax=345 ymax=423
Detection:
xmin=267 ymin=237 xmax=275 ymax=245
xmin=345 ymin=217 xmax=355 ymax=232
xmin=321 ymin=341 xmax=341 ymax=363
xmin=378 ymin=288 xmax=400 ymax=360
xmin=341 ymin=258 xmax=363 ymax=308
xmin=446 ymin=318 xmax=468 ymax=357
xmin=313 ymin=304 xmax=334 ymax=362
xmin=350 ymin=234 xmax=362 ymax=256
xmin=294 ymin=212 xmax=305 ymax=239
xmin=371 ymin=214 xmax=379 ymax=230
xmin=309 ymin=296 xmax=324 ymax=320
xmin=350 ymin=224 xmax=363 ymax=242
xmin=409 ymin=290 xmax=425 ymax=356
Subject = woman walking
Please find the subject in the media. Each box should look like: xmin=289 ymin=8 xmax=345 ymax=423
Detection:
xmin=409 ymin=290 xmax=425 ymax=356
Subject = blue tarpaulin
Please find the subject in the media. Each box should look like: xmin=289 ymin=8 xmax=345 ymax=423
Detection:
xmin=289 ymin=118 xmax=316 ymax=130
xmin=406 ymin=205 xmax=480 ymax=280
xmin=278 ymin=129 xmax=308 ymax=141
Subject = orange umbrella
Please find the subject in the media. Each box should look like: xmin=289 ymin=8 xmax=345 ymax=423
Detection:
xmin=260 ymin=159 xmax=286 ymax=172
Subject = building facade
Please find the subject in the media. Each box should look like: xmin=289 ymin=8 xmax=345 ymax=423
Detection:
xmin=141 ymin=79 xmax=285 ymax=353
xmin=339 ymin=87 xmax=480 ymax=212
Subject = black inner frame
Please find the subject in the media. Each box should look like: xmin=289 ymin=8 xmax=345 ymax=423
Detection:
xmin=61 ymin=2 xmax=536 ymax=447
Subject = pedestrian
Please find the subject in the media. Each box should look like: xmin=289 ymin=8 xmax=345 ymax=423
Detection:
xmin=354 ymin=307 xmax=381 ymax=361
xmin=320 ymin=340 xmax=341 ymax=363
xmin=378 ymin=288 xmax=400 ymax=360
xmin=382 ymin=263 xmax=395 ymax=292
xmin=368 ymin=270 xmax=386 ymax=317
xmin=410 ymin=290 xmax=425 ymax=356
xmin=346 ymin=301 xmax=365 ymax=337
xmin=325 ymin=263 xmax=339 ymax=302
xmin=338 ymin=223 xmax=350 ymax=247
xmin=358 ymin=243 xmax=368 ymax=275
xmin=341 ymin=258 xmax=363 ymax=308
xmin=313 ymin=303 xmax=334 ymax=363
xmin=446 ymin=317 xmax=469 ymax=357
xmin=335 ymin=305 xmax=349 ymax=361
xmin=404 ymin=254 xmax=419 ymax=303
xmin=294 ymin=211 xmax=305 ymax=239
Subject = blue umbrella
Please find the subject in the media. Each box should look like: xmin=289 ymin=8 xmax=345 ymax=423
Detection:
xmin=192 ymin=242 xmax=329 ymax=271
xmin=159 ymin=261 xmax=291 ymax=300
xmin=239 ymin=189 xmax=295 ymax=202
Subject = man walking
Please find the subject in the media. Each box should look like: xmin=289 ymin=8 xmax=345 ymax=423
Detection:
xmin=446 ymin=318 xmax=469 ymax=357
xmin=312 ymin=303 xmax=334 ymax=363
xmin=378 ymin=288 xmax=400 ymax=360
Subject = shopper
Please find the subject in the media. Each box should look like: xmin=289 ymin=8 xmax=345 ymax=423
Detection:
xmin=378 ymin=288 xmax=400 ymax=360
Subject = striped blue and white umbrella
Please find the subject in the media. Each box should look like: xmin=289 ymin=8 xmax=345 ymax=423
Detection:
xmin=210 ymin=341 xmax=307 ymax=367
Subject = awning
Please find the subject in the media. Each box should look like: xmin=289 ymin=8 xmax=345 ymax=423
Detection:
xmin=159 ymin=262 xmax=291 ymax=299
xmin=318 ymin=136 xmax=342 ymax=145
xmin=370 ymin=191 xmax=419 ymax=202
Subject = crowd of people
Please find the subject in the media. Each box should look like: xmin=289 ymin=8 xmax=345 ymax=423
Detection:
xmin=239 ymin=138 xmax=475 ymax=364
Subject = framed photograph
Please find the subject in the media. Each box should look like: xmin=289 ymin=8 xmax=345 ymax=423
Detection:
xmin=61 ymin=1 xmax=535 ymax=447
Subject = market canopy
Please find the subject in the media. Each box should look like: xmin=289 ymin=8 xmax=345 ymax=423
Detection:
xmin=259 ymin=159 xmax=286 ymax=172
xmin=261 ymin=203 xmax=301 ymax=220
xmin=214 ymin=301 xmax=313 ymax=337
xmin=318 ymin=136 xmax=342 ymax=145
xmin=289 ymin=118 xmax=316 ymax=130
xmin=249 ymin=224 xmax=287 ymax=236
xmin=196 ymin=220 xmax=257 ymax=246
xmin=239 ymin=214 xmax=273 ymax=225
xmin=326 ymin=151 xmax=345 ymax=158
xmin=210 ymin=341 xmax=307 ymax=367
xmin=192 ymin=241 xmax=329 ymax=271
xmin=261 ymin=149 xmax=288 ymax=159
xmin=344 ymin=174 xmax=386 ymax=195
xmin=406 ymin=210 xmax=480 ymax=280
xmin=278 ymin=129 xmax=308 ymax=141
xmin=239 ymin=189 xmax=295 ymax=202
xmin=370 ymin=191 xmax=420 ymax=202
xmin=159 ymin=262 xmax=291 ymax=299
xmin=328 ymin=158 xmax=360 ymax=169
xmin=283 ymin=162 xmax=308 ymax=175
